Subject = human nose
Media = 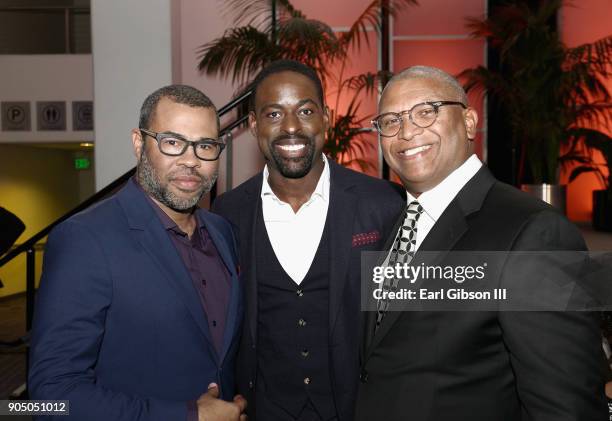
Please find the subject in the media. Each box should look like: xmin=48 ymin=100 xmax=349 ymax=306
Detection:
xmin=176 ymin=143 xmax=201 ymax=167
xmin=280 ymin=112 xmax=301 ymax=135
xmin=398 ymin=113 xmax=423 ymax=141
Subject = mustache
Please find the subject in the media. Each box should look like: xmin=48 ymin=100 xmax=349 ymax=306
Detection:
xmin=168 ymin=169 xmax=203 ymax=181
xmin=272 ymin=134 xmax=312 ymax=145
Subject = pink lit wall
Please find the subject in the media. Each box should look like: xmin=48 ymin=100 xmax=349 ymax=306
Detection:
xmin=297 ymin=0 xmax=487 ymax=177
xmin=295 ymin=0 xmax=381 ymax=176
xmin=559 ymin=0 xmax=611 ymax=221
xmin=389 ymin=0 xmax=487 ymax=183
xmin=174 ymin=0 xmax=608 ymax=222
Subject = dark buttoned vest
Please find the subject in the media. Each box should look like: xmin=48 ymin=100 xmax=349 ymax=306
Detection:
xmin=255 ymin=210 xmax=337 ymax=419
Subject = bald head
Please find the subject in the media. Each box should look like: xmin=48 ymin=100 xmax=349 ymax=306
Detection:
xmin=382 ymin=66 xmax=468 ymax=107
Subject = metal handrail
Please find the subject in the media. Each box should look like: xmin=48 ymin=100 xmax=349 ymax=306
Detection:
xmin=0 ymin=89 xmax=252 ymax=349
xmin=0 ymin=169 xmax=133 ymax=269
xmin=218 ymin=90 xmax=252 ymax=116
xmin=0 ymin=92 xmax=252 ymax=343
xmin=0 ymin=92 xmax=251 ymax=270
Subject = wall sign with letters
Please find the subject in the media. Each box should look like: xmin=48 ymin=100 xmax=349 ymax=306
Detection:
xmin=1 ymin=102 xmax=31 ymax=131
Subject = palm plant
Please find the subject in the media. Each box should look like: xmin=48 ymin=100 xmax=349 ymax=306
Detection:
xmin=564 ymin=127 xmax=612 ymax=230
xmin=196 ymin=0 xmax=417 ymax=170
xmin=459 ymin=0 xmax=612 ymax=185
xmin=565 ymin=128 xmax=612 ymax=191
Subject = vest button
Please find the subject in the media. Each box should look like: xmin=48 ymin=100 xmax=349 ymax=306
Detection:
xmin=248 ymin=380 xmax=254 ymax=389
xmin=298 ymin=318 xmax=307 ymax=327
xmin=304 ymin=377 xmax=311 ymax=385
xmin=296 ymin=289 xmax=304 ymax=297
xmin=301 ymin=349 xmax=309 ymax=358
xmin=360 ymin=370 xmax=369 ymax=383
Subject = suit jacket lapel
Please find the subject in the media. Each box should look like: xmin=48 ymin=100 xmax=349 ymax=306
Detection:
xmin=364 ymin=166 xmax=495 ymax=358
xmin=362 ymin=207 xmax=407 ymax=355
xmin=327 ymin=163 xmax=359 ymax=336
xmin=197 ymin=210 xmax=241 ymax=364
xmin=239 ymin=177 xmax=263 ymax=348
xmin=117 ymin=180 xmax=216 ymax=356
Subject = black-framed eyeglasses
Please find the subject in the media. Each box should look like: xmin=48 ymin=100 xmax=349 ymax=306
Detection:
xmin=371 ymin=101 xmax=467 ymax=137
xmin=140 ymin=128 xmax=225 ymax=161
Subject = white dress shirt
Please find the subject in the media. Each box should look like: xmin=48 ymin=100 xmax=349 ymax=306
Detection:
xmin=261 ymin=155 xmax=330 ymax=285
xmin=408 ymin=154 xmax=483 ymax=251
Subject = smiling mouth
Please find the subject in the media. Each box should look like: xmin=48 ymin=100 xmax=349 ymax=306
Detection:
xmin=277 ymin=144 xmax=306 ymax=152
xmin=399 ymin=144 xmax=433 ymax=157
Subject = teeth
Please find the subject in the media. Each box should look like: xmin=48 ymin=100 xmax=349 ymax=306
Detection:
xmin=278 ymin=144 xmax=305 ymax=151
xmin=401 ymin=145 xmax=432 ymax=157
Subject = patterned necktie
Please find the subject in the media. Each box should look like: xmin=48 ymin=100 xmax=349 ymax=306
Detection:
xmin=375 ymin=200 xmax=424 ymax=332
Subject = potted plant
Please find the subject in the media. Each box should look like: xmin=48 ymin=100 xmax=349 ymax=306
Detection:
xmin=196 ymin=0 xmax=417 ymax=171
xmin=459 ymin=0 xmax=612 ymax=214
xmin=564 ymin=128 xmax=612 ymax=231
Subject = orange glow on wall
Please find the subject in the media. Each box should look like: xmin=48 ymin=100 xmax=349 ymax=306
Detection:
xmin=560 ymin=0 xmax=612 ymax=221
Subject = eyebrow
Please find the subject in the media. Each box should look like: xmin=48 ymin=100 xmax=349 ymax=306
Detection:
xmin=259 ymin=98 xmax=321 ymax=113
xmin=158 ymin=131 xmax=218 ymax=142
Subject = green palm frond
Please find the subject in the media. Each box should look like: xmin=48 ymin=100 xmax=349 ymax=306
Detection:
xmin=197 ymin=0 xmax=419 ymax=174
xmin=325 ymin=109 xmax=376 ymax=171
xmin=462 ymin=0 xmax=612 ymax=185
xmin=565 ymin=36 xmax=612 ymax=74
xmin=196 ymin=26 xmax=278 ymax=84
xmin=458 ymin=66 xmax=512 ymax=102
xmin=223 ymin=0 xmax=306 ymax=31
xmin=340 ymin=70 xmax=394 ymax=97
xmin=277 ymin=17 xmax=340 ymax=82
xmin=564 ymin=127 xmax=612 ymax=188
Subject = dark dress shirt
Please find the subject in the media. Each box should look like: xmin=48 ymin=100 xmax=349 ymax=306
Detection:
xmin=150 ymin=204 xmax=231 ymax=354
xmin=137 ymin=182 xmax=231 ymax=421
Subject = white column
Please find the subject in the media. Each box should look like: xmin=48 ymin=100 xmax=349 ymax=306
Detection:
xmin=91 ymin=0 xmax=173 ymax=190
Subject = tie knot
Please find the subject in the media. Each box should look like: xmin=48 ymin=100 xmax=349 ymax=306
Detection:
xmin=406 ymin=201 xmax=423 ymax=217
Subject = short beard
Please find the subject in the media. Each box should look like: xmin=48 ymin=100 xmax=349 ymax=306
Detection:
xmin=137 ymin=150 xmax=217 ymax=212
xmin=269 ymin=134 xmax=316 ymax=179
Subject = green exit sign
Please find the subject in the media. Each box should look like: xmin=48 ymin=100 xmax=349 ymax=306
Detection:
xmin=74 ymin=157 xmax=91 ymax=170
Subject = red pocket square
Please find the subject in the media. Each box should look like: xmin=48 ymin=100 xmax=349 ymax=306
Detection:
xmin=352 ymin=230 xmax=381 ymax=247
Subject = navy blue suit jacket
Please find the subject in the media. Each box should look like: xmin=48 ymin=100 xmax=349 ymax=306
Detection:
xmin=29 ymin=179 xmax=243 ymax=421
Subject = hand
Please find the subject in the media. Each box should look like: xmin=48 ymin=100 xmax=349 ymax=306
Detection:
xmin=197 ymin=383 xmax=247 ymax=421
xmin=605 ymin=381 xmax=612 ymax=399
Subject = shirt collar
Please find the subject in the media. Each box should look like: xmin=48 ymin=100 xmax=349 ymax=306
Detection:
xmin=406 ymin=154 xmax=482 ymax=222
xmin=261 ymin=154 xmax=330 ymax=203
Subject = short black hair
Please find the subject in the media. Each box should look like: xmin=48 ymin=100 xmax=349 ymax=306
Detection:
xmin=249 ymin=60 xmax=325 ymax=111
xmin=139 ymin=84 xmax=220 ymax=130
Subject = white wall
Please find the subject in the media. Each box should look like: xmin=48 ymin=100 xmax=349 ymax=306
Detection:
xmin=90 ymin=0 xmax=266 ymax=193
xmin=91 ymin=0 xmax=174 ymax=190
xmin=0 ymin=55 xmax=93 ymax=143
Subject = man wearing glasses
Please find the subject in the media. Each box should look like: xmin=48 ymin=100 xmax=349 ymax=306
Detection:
xmin=30 ymin=85 xmax=247 ymax=421
xmin=356 ymin=66 xmax=606 ymax=420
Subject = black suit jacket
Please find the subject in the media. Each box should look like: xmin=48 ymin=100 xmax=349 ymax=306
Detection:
xmin=212 ymin=161 xmax=405 ymax=420
xmin=357 ymin=166 xmax=607 ymax=421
